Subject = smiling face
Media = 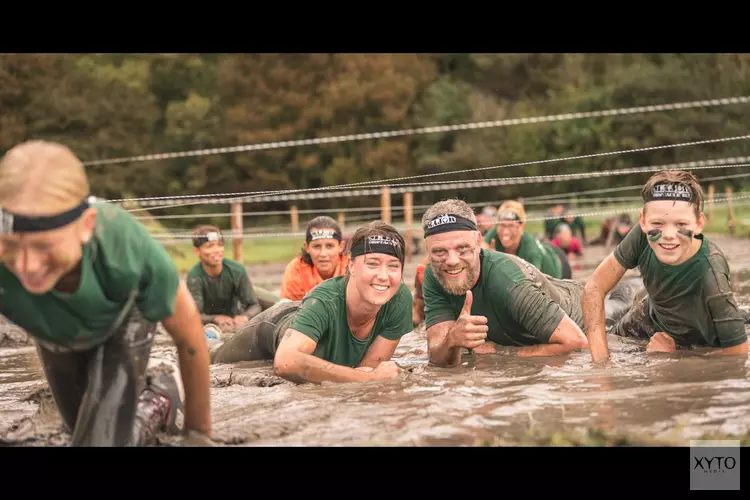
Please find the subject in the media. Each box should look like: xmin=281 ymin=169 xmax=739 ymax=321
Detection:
xmin=640 ymin=200 xmax=705 ymax=265
xmin=194 ymin=239 xmax=224 ymax=268
xmin=425 ymin=230 xmax=482 ymax=295
xmin=348 ymin=252 xmax=402 ymax=306
xmin=304 ymin=229 xmax=344 ymax=277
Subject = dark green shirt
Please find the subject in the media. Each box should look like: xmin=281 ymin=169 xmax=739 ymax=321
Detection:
xmin=483 ymin=229 xmax=563 ymax=278
xmin=423 ymin=248 xmax=584 ymax=346
xmin=187 ymin=258 xmax=257 ymax=324
xmin=614 ymin=224 xmax=746 ymax=348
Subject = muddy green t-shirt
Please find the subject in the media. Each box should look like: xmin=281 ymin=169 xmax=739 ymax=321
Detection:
xmin=288 ymin=276 xmax=413 ymax=367
xmin=483 ymin=229 xmax=563 ymax=278
xmin=423 ymin=248 xmax=584 ymax=346
xmin=186 ymin=258 xmax=257 ymax=324
xmin=0 ymin=202 xmax=180 ymax=348
xmin=614 ymin=224 xmax=746 ymax=348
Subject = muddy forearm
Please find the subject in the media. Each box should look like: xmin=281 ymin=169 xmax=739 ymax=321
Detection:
xmin=427 ymin=323 xmax=462 ymax=367
xmin=175 ymin=340 xmax=212 ymax=434
xmin=582 ymin=283 xmax=609 ymax=363
xmin=514 ymin=343 xmax=580 ymax=357
xmin=275 ymin=351 xmax=373 ymax=384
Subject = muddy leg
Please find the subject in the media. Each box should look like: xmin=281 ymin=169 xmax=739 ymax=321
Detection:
xmin=608 ymin=294 xmax=655 ymax=340
xmin=35 ymin=345 xmax=92 ymax=434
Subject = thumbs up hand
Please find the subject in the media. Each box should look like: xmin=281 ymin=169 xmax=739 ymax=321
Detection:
xmin=447 ymin=290 xmax=489 ymax=349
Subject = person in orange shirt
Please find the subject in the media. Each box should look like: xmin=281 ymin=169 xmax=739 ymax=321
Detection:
xmin=280 ymin=216 xmax=350 ymax=301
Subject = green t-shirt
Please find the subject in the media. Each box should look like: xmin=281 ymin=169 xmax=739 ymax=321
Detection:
xmin=0 ymin=202 xmax=180 ymax=348
xmin=423 ymin=248 xmax=584 ymax=346
xmin=288 ymin=276 xmax=413 ymax=367
xmin=483 ymin=229 xmax=563 ymax=278
xmin=186 ymin=258 xmax=257 ymax=324
xmin=613 ymin=224 xmax=747 ymax=348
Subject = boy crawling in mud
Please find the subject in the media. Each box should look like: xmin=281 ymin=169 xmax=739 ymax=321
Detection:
xmin=209 ymin=221 xmax=412 ymax=384
xmin=420 ymin=199 xmax=638 ymax=366
xmin=583 ymin=170 xmax=749 ymax=362
xmin=0 ymin=141 xmax=212 ymax=446
xmin=187 ymin=225 xmax=262 ymax=336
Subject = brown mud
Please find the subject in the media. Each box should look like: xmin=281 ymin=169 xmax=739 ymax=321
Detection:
xmin=2 ymin=235 xmax=750 ymax=447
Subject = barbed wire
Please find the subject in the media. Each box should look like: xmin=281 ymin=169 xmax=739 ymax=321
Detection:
xmin=84 ymin=95 xmax=750 ymax=167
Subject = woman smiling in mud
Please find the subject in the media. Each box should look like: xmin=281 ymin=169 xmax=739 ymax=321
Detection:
xmin=583 ymin=170 xmax=749 ymax=362
xmin=210 ymin=220 xmax=412 ymax=384
xmin=280 ymin=216 xmax=349 ymax=301
xmin=0 ymin=140 xmax=212 ymax=446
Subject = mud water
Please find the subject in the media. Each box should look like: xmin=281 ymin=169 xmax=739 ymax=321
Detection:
xmin=2 ymin=236 xmax=749 ymax=447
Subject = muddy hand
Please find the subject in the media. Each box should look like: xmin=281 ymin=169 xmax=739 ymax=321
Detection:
xmin=448 ymin=290 xmax=488 ymax=349
xmin=646 ymin=332 xmax=676 ymax=353
xmin=472 ymin=341 xmax=498 ymax=355
xmin=369 ymin=361 xmax=401 ymax=381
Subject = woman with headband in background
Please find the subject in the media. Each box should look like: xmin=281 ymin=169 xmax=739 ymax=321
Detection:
xmin=210 ymin=221 xmax=411 ymax=384
xmin=482 ymin=200 xmax=572 ymax=279
xmin=279 ymin=216 xmax=349 ymax=301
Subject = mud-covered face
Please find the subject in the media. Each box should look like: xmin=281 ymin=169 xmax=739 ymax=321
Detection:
xmin=0 ymin=204 xmax=95 ymax=294
xmin=195 ymin=239 xmax=224 ymax=268
xmin=425 ymin=230 xmax=481 ymax=295
xmin=348 ymin=252 xmax=402 ymax=306
xmin=640 ymin=200 xmax=704 ymax=265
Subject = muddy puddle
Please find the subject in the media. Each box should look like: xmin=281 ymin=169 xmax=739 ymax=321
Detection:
xmin=2 ymin=234 xmax=749 ymax=447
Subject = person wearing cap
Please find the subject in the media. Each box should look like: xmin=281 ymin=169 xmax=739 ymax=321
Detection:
xmin=482 ymin=200 xmax=572 ymax=279
xmin=280 ymin=216 xmax=350 ymax=301
xmin=186 ymin=225 xmax=262 ymax=336
xmin=583 ymin=170 xmax=749 ymax=363
xmin=419 ymin=199 xmax=636 ymax=366
xmin=0 ymin=140 xmax=212 ymax=446
xmin=209 ymin=221 xmax=411 ymax=384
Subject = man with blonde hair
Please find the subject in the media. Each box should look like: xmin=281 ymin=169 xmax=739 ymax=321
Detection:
xmin=420 ymin=198 xmax=635 ymax=365
xmin=0 ymin=140 xmax=212 ymax=446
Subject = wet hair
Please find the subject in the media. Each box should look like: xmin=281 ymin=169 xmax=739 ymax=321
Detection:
xmin=642 ymin=170 xmax=704 ymax=217
xmin=192 ymin=225 xmax=224 ymax=248
xmin=301 ymin=216 xmax=343 ymax=266
xmin=345 ymin=220 xmax=406 ymax=268
xmin=0 ymin=140 xmax=89 ymax=212
xmin=421 ymin=199 xmax=477 ymax=228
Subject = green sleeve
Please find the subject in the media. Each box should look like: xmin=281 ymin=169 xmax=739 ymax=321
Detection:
xmin=236 ymin=266 xmax=257 ymax=310
xmin=289 ymin=295 xmax=330 ymax=344
xmin=186 ymin=270 xmax=212 ymax=322
xmin=519 ymin=233 xmax=544 ymax=269
xmin=494 ymin=277 xmax=565 ymax=344
xmin=484 ymin=226 xmax=497 ymax=244
xmin=377 ymin=284 xmax=414 ymax=341
xmin=704 ymin=262 xmax=748 ymax=348
xmin=98 ymin=204 xmax=180 ymax=322
xmin=613 ymin=223 xmax=646 ymax=270
xmin=423 ymin=265 xmax=458 ymax=329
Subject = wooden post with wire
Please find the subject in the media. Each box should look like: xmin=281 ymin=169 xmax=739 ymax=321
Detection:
xmin=726 ymin=186 xmax=736 ymax=234
xmin=338 ymin=212 xmax=345 ymax=233
xmin=290 ymin=205 xmax=299 ymax=233
xmin=707 ymin=184 xmax=715 ymax=224
xmin=381 ymin=186 xmax=391 ymax=224
xmin=230 ymin=202 xmax=243 ymax=263
xmin=404 ymin=191 xmax=413 ymax=262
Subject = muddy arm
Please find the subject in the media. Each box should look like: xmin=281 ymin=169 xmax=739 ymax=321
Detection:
xmin=426 ymin=321 xmax=463 ymax=368
xmin=273 ymin=329 xmax=378 ymax=384
xmin=582 ymin=253 xmax=627 ymax=364
xmin=161 ymin=282 xmax=212 ymax=435
xmin=359 ymin=336 xmax=401 ymax=368
xmin=508 ymin=315 xmax=588 ymax=357
xmin=705 ymin=341 xmax=749 ymax=356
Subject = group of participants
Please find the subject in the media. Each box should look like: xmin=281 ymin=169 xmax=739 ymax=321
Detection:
xmin=0 ymin=140 xmax=748 ymax=447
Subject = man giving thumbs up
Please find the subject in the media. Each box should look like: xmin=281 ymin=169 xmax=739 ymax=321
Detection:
xmin=420 ymin=199 xmax=630 ymax=367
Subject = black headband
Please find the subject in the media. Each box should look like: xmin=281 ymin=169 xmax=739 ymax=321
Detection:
xmin=644 ymin=182 xmax=699 ymax=205
xmin=423 ymin=213 xmax=477 ymax=237
xmin=497 ymin=210 xmax=522 ymax=222
xmin=0 ymin=199 xmax=89 ymax=234
xmin=306 ymin=228 xmax=342 ymax=243
xmin=193 ymin=231 xmax=224 ymax=248
xmin=349 ymin=234 xmax=402 ymax=260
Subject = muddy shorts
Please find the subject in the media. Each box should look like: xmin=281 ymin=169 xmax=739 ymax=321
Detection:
xmin=210 ymin=300 xmax=301 ymax=364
